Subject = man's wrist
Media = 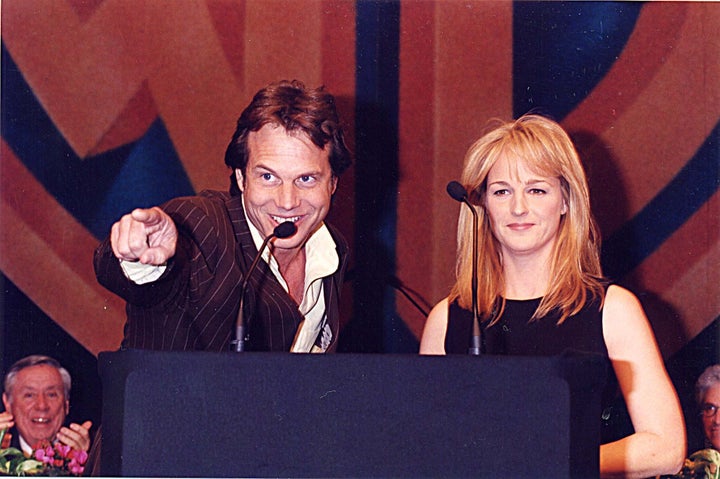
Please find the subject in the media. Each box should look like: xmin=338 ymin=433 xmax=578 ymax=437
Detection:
xmin=119 ymin=259 xmax=167 ymax=284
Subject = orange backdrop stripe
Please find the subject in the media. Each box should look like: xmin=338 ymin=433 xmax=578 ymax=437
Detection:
xmin=565 ymin=3 xmax=720 ymax=235
xmin=0 ymin=141 xmax=126 ymax=355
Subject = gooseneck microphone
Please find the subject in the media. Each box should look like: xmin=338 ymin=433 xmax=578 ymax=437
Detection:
xmin=446 ymin=180 xmax=484 ymax=355
xmin=231 ymin=221 xmax=297 ymax=352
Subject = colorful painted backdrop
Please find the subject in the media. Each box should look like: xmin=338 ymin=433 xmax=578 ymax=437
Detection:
xmin=1 ymin=0 xmax=718 ymax=449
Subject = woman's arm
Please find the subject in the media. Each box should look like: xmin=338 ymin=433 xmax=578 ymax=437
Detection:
xmin=600 ymin=284 xmax=686 ymax=478
xmin=419 ymin=297 xmax=450 ymax=355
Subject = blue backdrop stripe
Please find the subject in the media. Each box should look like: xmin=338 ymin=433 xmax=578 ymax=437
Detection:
xmin=513 ymin=2 xmax=643 ymax=120
xmin=0 ymin=43 xmax=194 ymax=241
xmin=602 ymin=123 xmax=720 ymax=280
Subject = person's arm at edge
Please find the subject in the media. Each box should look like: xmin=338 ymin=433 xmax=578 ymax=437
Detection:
xmin=599 ymin=284 xmax=686 ymax=478
xmin=419 ymin=297 xmax=449 ymax=355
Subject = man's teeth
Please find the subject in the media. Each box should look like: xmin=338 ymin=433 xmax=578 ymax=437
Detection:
xmin=32 ymin=418 xmax=50 ymax=423
xmin=272 ymin=216 xmax=300 ymax=224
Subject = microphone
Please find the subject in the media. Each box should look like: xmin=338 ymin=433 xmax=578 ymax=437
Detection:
xmin=446 ymin=180 xmax=483 ymax=355
xmin=231 ymin=221 xmax=297 ymax=352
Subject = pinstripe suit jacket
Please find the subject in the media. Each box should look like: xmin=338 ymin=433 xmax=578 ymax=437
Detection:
xmin=93 ymin=190 xmax=349 ymax=352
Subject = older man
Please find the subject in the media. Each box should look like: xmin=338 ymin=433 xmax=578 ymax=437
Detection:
xmin=0 ymin=355 xmax=92 ymax=454
xmin=697 ymin=364 xmax=720 ymax=451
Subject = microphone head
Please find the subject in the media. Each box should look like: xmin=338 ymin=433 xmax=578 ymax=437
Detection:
xmin=273 ymin=221 xmax=297 ymax=239
xmin=446 ymin=181 xmax=468 ymax=202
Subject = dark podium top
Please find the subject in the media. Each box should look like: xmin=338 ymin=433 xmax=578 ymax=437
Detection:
xmin=99 ymin=349 xmax=606 ymax=478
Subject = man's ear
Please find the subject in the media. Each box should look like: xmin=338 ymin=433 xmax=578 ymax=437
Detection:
xmin=64 ymin=400 xmax=70 ymax=415
xmin=2 ymin=392 xmax=11 ymax=412
xmin=330 ymin=176 xmax=338 ymax=195
xmin=235 ymin=169 xmax=245 ymax=192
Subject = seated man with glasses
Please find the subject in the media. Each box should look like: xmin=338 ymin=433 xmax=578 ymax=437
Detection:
xmin=660 ymin=365 xmax=720 ymax=478
xmin=697 ymin=365 xmax=720 ymax=452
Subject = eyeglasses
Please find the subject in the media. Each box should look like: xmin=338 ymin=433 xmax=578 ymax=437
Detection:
xmin=700 ymin=403 xmax=719 ymax=418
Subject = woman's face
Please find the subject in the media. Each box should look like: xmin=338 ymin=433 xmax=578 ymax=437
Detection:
xmin=484 ymin=155 xmax=567 ymax=261
xmin=701 ymin=383 xmax=720 ymax=450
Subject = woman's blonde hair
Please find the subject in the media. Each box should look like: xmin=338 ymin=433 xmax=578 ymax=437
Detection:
xmin=449 ymin=114 xmax=605 ymax=325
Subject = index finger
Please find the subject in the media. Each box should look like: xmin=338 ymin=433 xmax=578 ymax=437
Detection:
xmin=130 ymin=207 xmax=163 ymax=225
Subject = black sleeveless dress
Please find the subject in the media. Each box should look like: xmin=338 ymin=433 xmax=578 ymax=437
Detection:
xmin=445 ymin=294 xmax=634 ymax=444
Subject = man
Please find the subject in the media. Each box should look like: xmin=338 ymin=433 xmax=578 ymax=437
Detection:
xmin=663 ymin=367 xmax=720 ymax=479
xmin=94 ymin=79 xmax=352 ymax=352
xmin=697 ymin=364 xmax=720 ymax=451
xmin=0 ymin=355 xmax=92 ymax=454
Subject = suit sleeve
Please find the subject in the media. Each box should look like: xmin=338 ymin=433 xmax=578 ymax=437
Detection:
xmin=93 ymin=233 xmax=194 ymax=308
xmin=93 ymin=194 xmax=231 ymax=309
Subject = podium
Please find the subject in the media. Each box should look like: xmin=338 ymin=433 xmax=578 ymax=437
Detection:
xmin=98 ymin=349 xmax=606 ymax=478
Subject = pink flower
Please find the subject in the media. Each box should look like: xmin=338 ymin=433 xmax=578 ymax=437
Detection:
xmin=55 ymin=443 xmax=71 ymax=458
xmin=68 ymin=458 xmax=86 ymax=475
xmin=27 ymin=440 xmax=88 ymax=476
xmin=34 ymin=445 xmax=55 ymax=464
xmin=71 ymin=449 xmax=88 ymax=465
xmin=33 ymin=448 xmax=45 ymax=461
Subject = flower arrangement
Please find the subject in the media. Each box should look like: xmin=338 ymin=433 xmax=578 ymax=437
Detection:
xmin=0 ymin=440 xmax=87 ymax=476
xmin=659 ymin=449 xmax=720 ymax=479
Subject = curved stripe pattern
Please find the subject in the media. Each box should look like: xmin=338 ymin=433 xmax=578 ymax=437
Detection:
xmin=0 ymin=2 xmax=716 ymax=362
xmin=602 ymin=122 xmax=720 ymax=279
xmin=513 ymin=2 xmax=643 ymax=120
xmin=1 ymin=44 xmax=194 ymax=240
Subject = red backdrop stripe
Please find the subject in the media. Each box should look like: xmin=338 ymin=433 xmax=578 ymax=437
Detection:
xmin=397 ymin=2 xmax=514 ymax=338
xmin=0 ymin=141 xmax=126 ymax=355
xmin=565 ymin=3 xmax=720 ymax=235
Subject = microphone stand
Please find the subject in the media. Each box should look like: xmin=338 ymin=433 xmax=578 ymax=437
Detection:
xmin=231 ymin=221 xmax=297 ymax=352
xmin=387 ymin=274 xmax=431 ymax=318
xmin=468 ymin=200 xmax=481 ymax=355
xmin=447 ymin=181 xmax=484 ymax=355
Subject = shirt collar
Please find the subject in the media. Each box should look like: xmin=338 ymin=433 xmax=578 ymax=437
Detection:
xmin=19 ymin=434 xmax=33 ymax=455
xmin=241 ymin=197 xmax=339 ymax=352
xmin=241 ymin=196 xmax=339 ymax=287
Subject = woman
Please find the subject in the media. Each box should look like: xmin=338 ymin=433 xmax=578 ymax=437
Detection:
xmin=420 ymin=114 xmax=686 ymax=478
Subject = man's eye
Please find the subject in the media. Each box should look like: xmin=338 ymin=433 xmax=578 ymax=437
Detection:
xmin=261 ymin=173 xmax=274 ymax=181
xmin=297 ymin=175 xmax=316 ymax=185
xmin=701 ymin=404 xmax=719 ymax=417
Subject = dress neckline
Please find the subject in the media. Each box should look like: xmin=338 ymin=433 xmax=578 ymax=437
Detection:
xmin=503 ymin=296 xmax=542 ymax=304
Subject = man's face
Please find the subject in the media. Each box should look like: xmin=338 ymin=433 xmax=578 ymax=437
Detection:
xmin=702 ymin=383 xmax=720 ymax=450
xmin=2 ymin=364 xmax=68 ymax=448
xmin=236 ymin=124 xmax=336 ymax=255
